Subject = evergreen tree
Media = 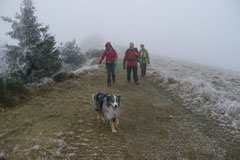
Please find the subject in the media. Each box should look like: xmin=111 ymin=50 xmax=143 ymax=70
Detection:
xmin=85 ymin=49 xmax=104 ymax=59
xmin=59 ymin=39 xmax=86 ymax=70
xmin=1 ymin=0 xmax=61 ymax=83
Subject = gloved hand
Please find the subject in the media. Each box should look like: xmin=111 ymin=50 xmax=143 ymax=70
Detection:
xmin=123 ymin=64 xmax=126 ymax=70
xmin=99 ymin=61 xmax=102 ymax=64
xmin=148 ymin=62 xmax=150 ymax=64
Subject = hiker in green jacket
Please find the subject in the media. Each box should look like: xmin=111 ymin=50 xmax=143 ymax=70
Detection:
xmin=139 ymin=44 xmax=150 ymax=77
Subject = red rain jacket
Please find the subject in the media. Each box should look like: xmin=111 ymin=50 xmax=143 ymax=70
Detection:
xmin=100 ymin=48 xmax=118 ymax=63
xmin=123 ymin=48 xmax=140 ymax=66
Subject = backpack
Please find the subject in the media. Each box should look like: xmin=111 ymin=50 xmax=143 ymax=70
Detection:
xmin=126 ymin=48 xmax=140 ymax=63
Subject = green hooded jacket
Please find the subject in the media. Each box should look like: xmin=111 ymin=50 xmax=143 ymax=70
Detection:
xmin=139 ymin=49 xmax=150 ymax=64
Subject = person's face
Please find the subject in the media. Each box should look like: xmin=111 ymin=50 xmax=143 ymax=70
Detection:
xmin=130 ymin=43 xmax=134 ymax=48
xmin=141 ymin=45 xmax=144 ymax=49
xmin=106 ymin=45 xmax=111 ymax=50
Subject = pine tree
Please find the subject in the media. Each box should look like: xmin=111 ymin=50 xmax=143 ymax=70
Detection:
xmin=59 ymin=39 xmax=86 ymax=70
xmin=85 ymin=49 xmax=104 ymax=59
xmin=1 ymin=0 xmax=62 ymax=83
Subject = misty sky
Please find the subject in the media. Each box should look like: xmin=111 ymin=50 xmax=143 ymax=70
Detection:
xmin=1 ymin=0 xmax=240 ymax=72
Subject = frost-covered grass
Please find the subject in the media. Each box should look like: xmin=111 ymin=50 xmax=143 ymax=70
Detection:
xmin=149 ymin=56 xmax=240 ymax=131
xmin=0 ymin=151 xmax=7 ymax=159
xmin=72 ymin=58 xmax=99 ymax=76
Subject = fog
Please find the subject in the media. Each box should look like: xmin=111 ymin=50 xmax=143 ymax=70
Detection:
xmin=1 ymin=0 xmax=240 ymax=71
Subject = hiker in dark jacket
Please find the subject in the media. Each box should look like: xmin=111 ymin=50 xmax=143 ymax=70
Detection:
xmin=139 ymin=44 xmax=150 ymax=77
xmin=99 ymin=42 xmax=118 ymax=86
xmin=123 ymin=42 xmax=140 ymax=85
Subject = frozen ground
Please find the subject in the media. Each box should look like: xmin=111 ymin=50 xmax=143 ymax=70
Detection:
xmin=0 ymin=62 xmax=239 ymax=159
xmin=149 ymin=55 xmax=240 ymax=132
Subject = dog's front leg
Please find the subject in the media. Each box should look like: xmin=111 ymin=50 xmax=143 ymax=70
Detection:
xmin=110 ymin=120 xmax=117 ymax=133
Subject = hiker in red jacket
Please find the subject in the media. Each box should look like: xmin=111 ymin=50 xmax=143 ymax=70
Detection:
xmin=123 ymin=42 xmax=140 ymax=85
xmin=99 ymin=42 xmax=118 ymax=86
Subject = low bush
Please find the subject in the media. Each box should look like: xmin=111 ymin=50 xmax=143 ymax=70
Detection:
xmin=52 ymin=71 xmax=74 ymax=82
xmin=0 ymin=76 xmax=29 ymax=107
xmin=85 ymin=49 xmax=104 ymax=59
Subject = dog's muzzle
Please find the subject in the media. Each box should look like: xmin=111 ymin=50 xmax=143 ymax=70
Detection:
xmin=113 ymin=105 xmax=118 ymax=110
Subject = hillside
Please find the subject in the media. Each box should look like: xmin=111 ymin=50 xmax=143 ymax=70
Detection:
xmin=0 ymin=62 xmax=239 ymax=159
xmin=149 ymin=56 xmax=240 ymax=132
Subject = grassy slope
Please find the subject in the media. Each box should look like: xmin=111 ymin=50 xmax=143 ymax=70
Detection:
xmin=0 ymin=65 xmax=239 ymax=160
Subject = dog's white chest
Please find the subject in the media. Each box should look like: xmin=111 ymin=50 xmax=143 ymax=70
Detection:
xmin=104 ymin=107 xmax=117 ymax=120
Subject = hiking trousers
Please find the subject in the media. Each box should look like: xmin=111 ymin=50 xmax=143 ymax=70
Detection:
xmin=106 ymin=62 xmax=115 ymax=85
xmin=140 ymin=63 xmax=147 ymax=77
xmin=127 ymin=66 xmax=138 ymax=83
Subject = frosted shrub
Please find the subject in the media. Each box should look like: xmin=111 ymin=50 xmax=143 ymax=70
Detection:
xmin=59 ymin=40 xmax=86 ymax=71
xmin=85 ymin=49 xmax=104 ymax=59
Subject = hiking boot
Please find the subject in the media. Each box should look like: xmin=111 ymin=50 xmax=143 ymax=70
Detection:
xmin=107 ymin=83 xmax=111 ymax=87
xmin=135 ymin=82 xmax=139 ymax=85
xmin=128 ymin=80 xmax=130 ymax=83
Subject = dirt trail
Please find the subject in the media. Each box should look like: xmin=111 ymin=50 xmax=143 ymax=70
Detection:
xmin=0 ymin=65 xmax=239 ymax=160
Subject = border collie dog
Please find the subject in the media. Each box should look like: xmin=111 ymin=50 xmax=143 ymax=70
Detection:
xmin=92 ymin=92 xmax=121 ymax=133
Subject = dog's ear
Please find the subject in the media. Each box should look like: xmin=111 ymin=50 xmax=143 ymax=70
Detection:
xmin=107 ymin=95 xmax=113 ymax=101
xmin=116 ymin=95 xmax=121 ymax=100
